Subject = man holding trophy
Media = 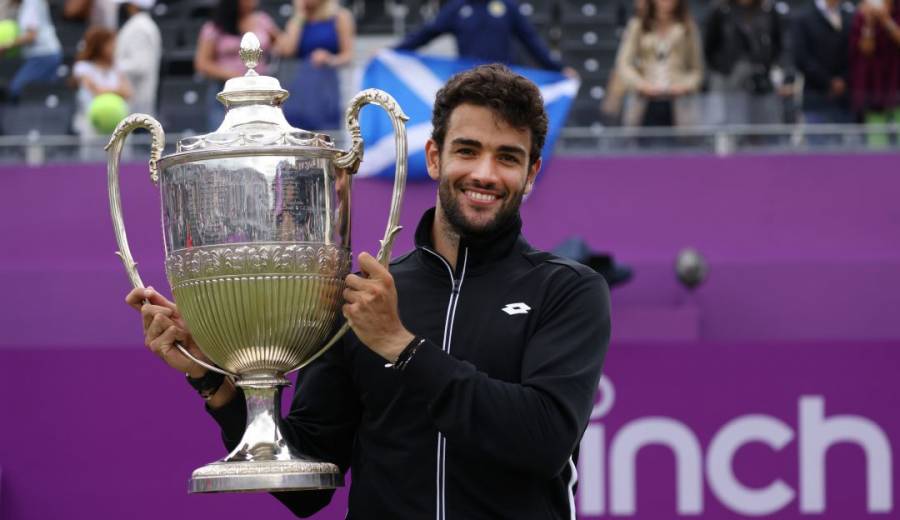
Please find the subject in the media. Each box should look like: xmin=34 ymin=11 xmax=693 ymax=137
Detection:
xmin=125 ymin=64 xmax=610 ymax=518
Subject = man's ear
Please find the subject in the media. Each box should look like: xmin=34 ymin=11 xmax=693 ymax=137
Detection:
xmin=524 ymin=157 xmax=541 ymax=195
xmin=424 ymin=139 xmax=441 ymax=181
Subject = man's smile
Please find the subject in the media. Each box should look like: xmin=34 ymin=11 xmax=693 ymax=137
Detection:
xmin=461 ymin=187 xmax=503 ymax=206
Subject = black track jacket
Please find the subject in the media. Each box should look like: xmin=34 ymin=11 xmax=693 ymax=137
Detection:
xmin=209 ymin=208 xmax=611 ymax=519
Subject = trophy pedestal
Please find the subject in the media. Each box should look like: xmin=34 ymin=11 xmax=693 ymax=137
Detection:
xmin=188 ymin=373 xmax=344 ymax=493
xmin=190 ymin=459 xmax=342 ymax=493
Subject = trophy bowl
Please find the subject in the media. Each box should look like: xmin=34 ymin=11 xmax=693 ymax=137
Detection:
xmin=105 ymin=33 xmax=408 ymax=493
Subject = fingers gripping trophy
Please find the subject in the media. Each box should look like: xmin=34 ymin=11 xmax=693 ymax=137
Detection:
xmin=105 ymin=33 xmax=409 ymax=493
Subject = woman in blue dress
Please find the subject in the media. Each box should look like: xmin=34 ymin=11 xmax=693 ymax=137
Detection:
xmin=277 ymin=0 xmax=355 ymax=131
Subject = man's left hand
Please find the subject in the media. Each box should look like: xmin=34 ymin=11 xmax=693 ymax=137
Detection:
xmin=343 ymin=252 xmax=415 ymax=362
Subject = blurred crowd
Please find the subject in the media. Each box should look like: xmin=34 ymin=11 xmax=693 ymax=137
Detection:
xmin=1 ymin=0 xmax=899 ymax=149
xmin=606 ymin=0 xmax=900 ymax=148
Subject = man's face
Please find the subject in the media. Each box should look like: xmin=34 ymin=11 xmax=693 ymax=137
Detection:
xmin=426 ymin=103 xmax=541 ymax=238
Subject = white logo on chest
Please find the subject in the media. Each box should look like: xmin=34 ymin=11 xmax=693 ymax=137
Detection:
xmin=501 ymin=302 xmax=531 ymax=315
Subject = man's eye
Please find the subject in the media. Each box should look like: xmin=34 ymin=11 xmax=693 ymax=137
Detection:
xmin=457 ymin=148 xmax=475 ymax=156
xmin=499 ymin=154 xmax=520 ymax=164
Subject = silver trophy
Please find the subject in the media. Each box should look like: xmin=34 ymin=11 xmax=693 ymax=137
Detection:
xmin=105 ymin=33 xmax=409 ymax=493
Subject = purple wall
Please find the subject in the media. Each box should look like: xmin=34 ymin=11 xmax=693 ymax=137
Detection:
xmin=1 ymin=154 xmax=898 ymax=519
xmin=2 ymin=341 xmax=897 ymax=519
xmin=1 ymin=154 xmax=899 ymax=348
xmin=0 ymin=347 xmax=350 ymax=520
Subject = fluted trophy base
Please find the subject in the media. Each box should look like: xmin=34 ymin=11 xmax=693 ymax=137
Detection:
xmin=188 ymin=372 xmax=343 ymax=494
xmin=190 ymin=460 xmax=342 ymax=493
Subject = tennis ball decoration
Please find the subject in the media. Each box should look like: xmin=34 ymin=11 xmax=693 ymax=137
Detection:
xmin=0 ymin=19 xmax=19 ymax=58
xmin=89 ymin=93 xmax=129 ymax=134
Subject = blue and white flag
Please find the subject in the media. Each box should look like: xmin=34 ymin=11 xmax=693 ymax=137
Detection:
xmin=357 ymin=50 xmax=579 ymax=180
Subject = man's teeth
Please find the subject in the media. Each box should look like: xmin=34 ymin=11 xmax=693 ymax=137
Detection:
xmin=467 ymin=191 xmax=497 ymax=202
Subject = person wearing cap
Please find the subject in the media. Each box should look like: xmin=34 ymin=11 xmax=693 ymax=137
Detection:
xmin=113 ymin=0 xmax=160 ymax=117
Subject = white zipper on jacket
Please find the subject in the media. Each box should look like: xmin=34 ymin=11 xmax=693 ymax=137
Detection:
xmin=421 ymin=246 xmax=468 ymax=520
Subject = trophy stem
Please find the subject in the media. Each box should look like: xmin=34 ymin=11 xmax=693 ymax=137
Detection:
xmin=227 ymin=374 xmax=293 ymax=462
xmin=188 ymin=371 xmax=343 ymax=494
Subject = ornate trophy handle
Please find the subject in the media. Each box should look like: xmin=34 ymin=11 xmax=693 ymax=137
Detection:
xmin=106 ymin=114 xmax=236 ymax=378
xmin=286 ymin=89 xmax=410 ymax=375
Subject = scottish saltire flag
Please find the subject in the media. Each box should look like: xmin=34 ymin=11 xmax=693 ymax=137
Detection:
xmin=357 ymin=50 xmax=579 ymax=179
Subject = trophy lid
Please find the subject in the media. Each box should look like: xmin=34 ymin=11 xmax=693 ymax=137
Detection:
xmin=163 ymin=32 xmax=337 ymax=163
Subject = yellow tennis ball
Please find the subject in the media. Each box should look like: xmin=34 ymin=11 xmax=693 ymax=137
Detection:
xmin=0 ymin=19 xmax=19 ymax=57
xmin=89 ymin=92 xmax=129 ymax=134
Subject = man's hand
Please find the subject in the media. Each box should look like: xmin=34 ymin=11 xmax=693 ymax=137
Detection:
xmin=562 ymin=66 xmax=579 ymax=79
xmin=637 ymin=81 xmax=663 ymax=98
xmin=668 ymin=84 xmax=690 ymax=97
xmin=125 ymin=287 xmax=208 ymax=378
xmin=343 ymin=252 xmax=415 ymax=362
xmin=830 ymin=77 xmax=847 ymax=97
xmin=777 ymin=83 xmax=796 ymax=97
xmin=310 ymin=48 xmax=333 ymax=67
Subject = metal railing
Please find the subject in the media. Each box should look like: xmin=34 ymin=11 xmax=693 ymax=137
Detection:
xmin=558 ymin=123 xmax=900 ymax=156
xmin=1 ymin=123 xmax=899 ymax=166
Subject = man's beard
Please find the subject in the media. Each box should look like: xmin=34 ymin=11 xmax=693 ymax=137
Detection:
xmin=437 ymin=169 xmax=525 ymax=239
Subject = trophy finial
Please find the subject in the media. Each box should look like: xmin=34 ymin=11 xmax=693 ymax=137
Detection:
xmin=239 ymin=32 xmax=262 ymax=76
xmin=214 ymin=30 xmax=291 ymax=129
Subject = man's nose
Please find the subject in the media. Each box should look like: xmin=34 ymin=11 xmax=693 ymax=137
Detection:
xmin=469 ymin=155 xmax=498 ymax=184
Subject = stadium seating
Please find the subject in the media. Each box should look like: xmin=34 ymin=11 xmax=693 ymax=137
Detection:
xmin=157 ymin=76 xmax=208 ymax=134
xmin=0 ymin=81 xmax=74 ymax=136
xmin=0 ymin=57 xmax=22 ymax=100
xmin=0 ymin=0 xmax=842 ymax=138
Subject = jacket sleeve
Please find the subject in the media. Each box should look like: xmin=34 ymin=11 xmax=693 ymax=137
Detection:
xmin=206 ymin=336 xmax=361 ymax=518
xmin=703 ymin=6 xmax=723 ymax=73
xmin=848 ymin=12 xmax=864 ymax=77
xmin=769 ymin=6 xmax=785 ymax=67
xmin=400 ymin=272 xmax=611 ymax=479
xmin=673 ymin=22 xmax=704 ymax=92
xmin=613 ymin=19 xmax=645 ymax=90
xmin=791 ymin=17 xmax=830 ymax=89
xmin=395 ymin=1 xmax=457 ymax=51
xmin=508 ymin=2 xmax=564 ymax=71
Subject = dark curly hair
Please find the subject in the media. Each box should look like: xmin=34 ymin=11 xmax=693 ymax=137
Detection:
xmin=641 ymin=0 xmax=692 ymax=33
xmin=431 ymin=64 xmax=548 ymax=169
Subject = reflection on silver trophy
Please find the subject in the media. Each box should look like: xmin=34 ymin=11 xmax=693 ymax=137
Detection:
xmin=105 ymin=33 xmax=409 ymax=493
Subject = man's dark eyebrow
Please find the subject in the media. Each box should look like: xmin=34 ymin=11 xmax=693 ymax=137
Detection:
xmin=450 ymin=138 xmax=527 ymax=157
xmin=496 ymin=145 xmax=527 ymax=158
xmin=450 ymin=138 xmax=482 ymax=148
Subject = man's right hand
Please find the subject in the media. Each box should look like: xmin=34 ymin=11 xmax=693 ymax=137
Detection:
xmin=125 ymin=287 xmax=208 ymax=378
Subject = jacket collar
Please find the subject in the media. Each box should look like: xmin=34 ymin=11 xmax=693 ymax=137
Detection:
xmin=413 ymin=207 xmax=523 ymax=277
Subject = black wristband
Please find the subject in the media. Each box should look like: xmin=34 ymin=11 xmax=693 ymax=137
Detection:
xmin=385 ymin=336 xmax=426 ymax=371
xmin=186 ymin=370 xmax=226 ymax=401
